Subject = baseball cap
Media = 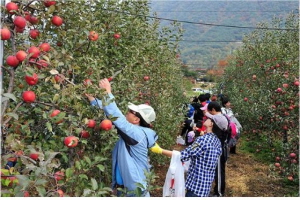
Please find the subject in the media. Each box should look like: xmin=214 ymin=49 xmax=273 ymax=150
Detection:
xmin=206 ymin=113 xmax=228 ymax=130
xmin=200 ymin=103 xmax=208 ymax=111
xmin=128 ymin=102 xmax=156 ymax=124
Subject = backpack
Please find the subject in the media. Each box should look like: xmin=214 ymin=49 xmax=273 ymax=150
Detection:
xmin=222 ymin=114 xmax=232 ymax=144
xmin=223 ymin=114 xmax=239 ymax=148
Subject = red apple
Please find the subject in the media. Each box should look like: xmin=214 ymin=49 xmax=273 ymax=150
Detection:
xmin=107 ymin=77 xmax=113 ymax=82
xmin=7 ymin=157 xmax=17 ymax=162
xmin=83 ymin=79 xmax=92 ymax=86
xmin=39 ymin=43 xmax=51 ymax=52
xmin=36 ymin=59 xmax=48 ymax=69
xmin=24 ymin=12 xmax=31 ymax=21
xmin=23 ymin=191 xmax=30 ymax=197
xmin=113 ymin=33 xmax=120 ymax=39
xmin=282 ymin=83 xmax=288 ymax=88
xmin=22 ymin=91 xmax=36 ymax=103
xmin=14 ymin=16 xmax=27 ymax=29
xmin=57 ymin=189 xmax=64 ymax=197
xmin=51 ymin=16 xmax=63 ymax=27
xmin=15 ymin=150 xmax=24 ymax=156
xmin=244 ymin=97 xmax=248 ymax=102
xmin=6 ymin=2 xmax=19 ymax=14
xmin=289 ymin=153 xmax=296 ymax=158
xmin=16 ymin=50 xmax=27 ymax=61
xmin=287 ymin=176 xmax=293 ymax=181
xmin=1 ymin=28 xmax=11 ymax=40
xmin=29 ymin=153 xmax=39 ymax=160
xmin=291 ymin=159 xmax=297 ymax=164
xmin=276 ymin=88 xmax=282 ymax=93
xmin=86 ymin=119 xmax=96 ymax=128
xmin=25 ymin=73 xmax=38 ymax=85
xmin=50 ymin=109 xmax=63 ymax=123
xmin=80 ymin=130 xmax=90 ymax=138
xmin=28 ymin=46 xmax=40 ymax=58
xmin=100 ymin=119 xmax=113 ymax=131
xmin=64 ymin=136 xmax=79 ymax=148
xmin=294 ymin=80 xmax=299 ymax=86
xmin=44 ymin=0 xmax=57 ymax=7
xmin=274 ymin=162 xmax=280 ymax=167
xmin=57 ymin=41 xmax=63 ymax=46
xmin=50 ymin=109 xmax=60 ymax=117
xmin=54 ymin=171 xmax=64 ymax=181
xmin=252 ymin=75 xmax=256 ymax=79
xmin=29 ymin=16 xmax=39 ymax=24
xmin=15 ymin=26 xmax=24 ymax=33
xmin=143 ymin=76 xmax=150 ymax=81
xmin=88 ymin=31 xmax=99 ymax=41
xmin=29 ymin=29 xmax=39 ymax=39
xmin=6 ymin=55 xmax=19 ymax=67
xmin=54 ymin=75 xmax=63 ymax=83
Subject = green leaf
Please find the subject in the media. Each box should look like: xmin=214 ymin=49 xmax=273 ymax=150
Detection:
xmin=91 ymin=178 xmax=98 ymax=190
xmin=65 ymin=168 xmax=73 ymax=178
xmin=5 ymin=112 xmax=19 ymax=120
xmin=35 ymin=178 xmax=48 ymax=186
xmin=84 ymin=156 xmax=91 ymax=166
xmin=75 ymin=160 xmax=81 ymax=170
xmin=83 ymin=189 xmax=92 ymax=196
xmin=2 ymin=93 xmax=17 ymax=102
xmin=96 ymin=164 xmax=105 ymax=172
xmin=46 ymin=122 xmax=52 ymax=132
xmin=47 ymin=5 xmax=56 ymax=14
xmin=36 ymin=186 xmax=47 ymax=196
xmin=79 ymin=174 xmax=89 ymax=180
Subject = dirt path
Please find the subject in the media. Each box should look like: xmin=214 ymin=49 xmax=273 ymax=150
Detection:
xmin=151 ymin=143 xmax=287 ymax=197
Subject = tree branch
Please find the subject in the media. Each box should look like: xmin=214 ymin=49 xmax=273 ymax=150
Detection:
xmin=3 ymin=102 xmax=23 ymax=125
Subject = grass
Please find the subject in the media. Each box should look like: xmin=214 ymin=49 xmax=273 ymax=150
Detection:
xmin=238 ymin=133 xmax=299 ymax=197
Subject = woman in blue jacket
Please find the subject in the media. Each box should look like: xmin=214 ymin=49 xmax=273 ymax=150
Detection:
xmin=85 ymin=78 xmax=157 ymax=197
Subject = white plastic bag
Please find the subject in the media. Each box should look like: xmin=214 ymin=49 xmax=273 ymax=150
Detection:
xmin=176 ymin=135 xmax=185 ymax=145
xmin=163 ymin=150 xmax=185 ymax=197
xmin=182 ymin=160 xmax=191 ymax=173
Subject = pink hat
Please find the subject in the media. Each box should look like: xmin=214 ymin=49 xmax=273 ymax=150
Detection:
xmin=200 ymin=103 xmax=208 ymax=111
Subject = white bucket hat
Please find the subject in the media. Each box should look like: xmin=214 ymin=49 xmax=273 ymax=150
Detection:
xmin=128 ymin=102 xmax=156 ymax=124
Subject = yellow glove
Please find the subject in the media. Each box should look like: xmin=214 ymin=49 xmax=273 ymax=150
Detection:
xmin=150 ymin=143 xmax=163 ymax=154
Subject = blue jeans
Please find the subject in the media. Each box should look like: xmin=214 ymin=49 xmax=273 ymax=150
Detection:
xmin=185 ymin=190 xmax=199 ymax=197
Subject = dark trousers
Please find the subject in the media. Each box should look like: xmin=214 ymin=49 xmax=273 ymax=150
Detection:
xmin=185 ymin=190 xmax=198 ymax=197
xmin=181 ymin=119 xmax=193 ymax=145
xmin=213 ymin=147 xmax=227 ymax=196
xmin=230 ymin=145 xmax=236 ymax=154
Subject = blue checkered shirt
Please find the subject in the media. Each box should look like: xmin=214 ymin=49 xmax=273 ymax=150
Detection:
xmin=181 ymin=133 xmax=222 ymax=197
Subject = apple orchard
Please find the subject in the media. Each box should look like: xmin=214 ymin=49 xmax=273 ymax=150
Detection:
xmin=215 ymin=13 xmax=299 ymax=185
xmin=1 ymin=0 xmax=187 ymax=197
xmin=1 ymin=0 xmax=299 ymax=197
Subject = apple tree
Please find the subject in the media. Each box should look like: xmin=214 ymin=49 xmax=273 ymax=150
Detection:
xmin=1 ymin=0 xmax=186 ymax=197
xmin=216 ymin=12 xmax=299 ymax=183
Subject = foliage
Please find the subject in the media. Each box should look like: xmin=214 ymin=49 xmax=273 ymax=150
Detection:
xmin=216 ymin=13 xmax=299 ymax=184
xmin=1 ymin=0 xmax=186 ymax=197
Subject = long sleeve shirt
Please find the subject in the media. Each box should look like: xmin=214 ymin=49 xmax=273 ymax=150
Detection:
xmin=90 ymin=93 xmax=158 ymax=192
xmin=181 ymin=133 xmax=222 ymax=197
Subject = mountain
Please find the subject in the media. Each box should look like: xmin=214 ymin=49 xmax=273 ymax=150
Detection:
xmin=149 ymin=0 xmax=299 ymax=69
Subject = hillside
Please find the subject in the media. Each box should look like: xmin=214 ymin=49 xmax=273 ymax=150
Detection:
xmin=149 ymin=0 xmax=299 ymax=69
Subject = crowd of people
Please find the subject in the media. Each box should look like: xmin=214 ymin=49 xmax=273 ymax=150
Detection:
xmin=85 ymin=79 xmax=241 ymax=197
xmin=153 ymin=92 xmax=242 ymax=197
